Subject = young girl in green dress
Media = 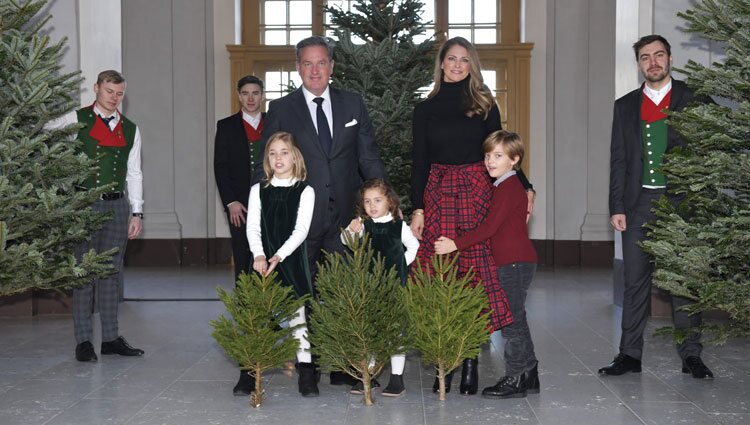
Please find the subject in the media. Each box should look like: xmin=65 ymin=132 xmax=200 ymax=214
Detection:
xmin=342 ymin=178 xmax=419 ymax=397
xmin=246 ymin=131 xmax=319 ymax=397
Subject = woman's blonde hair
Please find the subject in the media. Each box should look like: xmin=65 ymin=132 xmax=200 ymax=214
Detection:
xmin=428 ymin=36 xmax=496 ymax=119
xmin=482 ymin=130 xmax=524 ymax=171
xmin=262 ymin=131 xmax=307 ymax=184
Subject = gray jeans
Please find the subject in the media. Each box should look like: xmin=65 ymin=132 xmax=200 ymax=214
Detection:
xmin=497 ymin=263 xmax=537 ymax=376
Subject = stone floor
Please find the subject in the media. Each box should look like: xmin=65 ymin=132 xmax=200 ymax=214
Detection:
xmin=0 ymin=266 xmax=747 ymax=425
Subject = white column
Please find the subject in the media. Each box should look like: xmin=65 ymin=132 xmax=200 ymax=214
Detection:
xmin=78 ymin=0 xmax=122 ymax=104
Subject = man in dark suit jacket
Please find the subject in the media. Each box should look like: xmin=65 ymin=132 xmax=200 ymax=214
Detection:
xmin=213 ymin=75 xmax=265 ymax=396
xmin=600 ymin=35 xmax=712 ymax=379
xmin=254 ymin=36 xmax=387 ymax=396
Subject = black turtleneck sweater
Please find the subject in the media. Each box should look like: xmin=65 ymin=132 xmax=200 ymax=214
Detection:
xmin=410 ymin=78 xmax=531 ymax=209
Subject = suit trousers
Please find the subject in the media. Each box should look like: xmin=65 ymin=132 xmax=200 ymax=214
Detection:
xmin=73 ymin=197 xmax=129 ymax=344
xmin=620 ymin=188 xmax=702 ymax=360
xmin=306 ymin=198 xmax=346 ymax=284
xmin=227 ymin=214 xmax=251 ymax=285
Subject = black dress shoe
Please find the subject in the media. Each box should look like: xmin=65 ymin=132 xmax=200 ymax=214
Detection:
xmin=682 ymin=356 xmax=714 ymax=379
xmin=233 ymin=370 xmax=255 ymax=396
xmin=350 ymin=378 xmax=380 ymax=394
xmin=101 ymin=336 xmax=144 ymax=356
xmin=330 ymin=370 xmax=358 ymax=386
xmin=75 ymin=341 xmax=98 ymax=362
xmin=297 ymin=363 xmax=320 ymax=397
xmin=598 ymin=353 xmax=641 ymax=375
xmin=432 ymin=369 xmax=453 ymax=393
xmin=382 ymin=374 xmax=405 ymax=397
xmin=459 ymin=357 xmax=478 ymax=395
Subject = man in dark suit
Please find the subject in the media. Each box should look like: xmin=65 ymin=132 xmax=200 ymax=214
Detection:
xmin=213 ymin=75 xmax=265 ymax=395
xmin=600 ymin=35 xmax=712 ymax=379
xmin=254 ymin=36 xmax=387 ymax=396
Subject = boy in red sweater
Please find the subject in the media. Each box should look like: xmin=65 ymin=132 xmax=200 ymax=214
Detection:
xmin=435 ymin=130 xmax=539 ymax=399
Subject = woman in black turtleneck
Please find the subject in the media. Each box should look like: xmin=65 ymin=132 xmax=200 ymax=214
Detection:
xmin=410 ymin=37 xmax=534 ymax=396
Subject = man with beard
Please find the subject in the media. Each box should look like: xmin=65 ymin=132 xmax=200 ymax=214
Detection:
xmin=600 ymin=35 xmax=713 ymax=379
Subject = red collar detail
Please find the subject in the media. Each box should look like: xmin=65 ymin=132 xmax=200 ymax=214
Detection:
xmin=641 ymin=90 xmax=672 ymax=124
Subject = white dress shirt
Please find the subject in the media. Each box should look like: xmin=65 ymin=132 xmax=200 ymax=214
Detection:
xmin=47 ymin=107 xmax=144 ymax=213
xmin=643 ymin=78 xmax=672 ymax=105
xmin=242 ymin=110 xmax=262 ymax=129
xmin=301 ymin=85 xmax=334 ymax=138
xmin=341 ymin=212 xmax=420 ymax=266
xmin=247 ymin=176 xmax=316 ymax=261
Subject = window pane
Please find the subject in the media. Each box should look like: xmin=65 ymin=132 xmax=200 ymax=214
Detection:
xmin=290 ymin=1 xmax=311 ymax=24
xmin=474 ymin=0 xmax=496 ymax=24
xmin=290 ymin=30 xmax=312 ymax=45
xmin=265 ymin=30 xmax=287 ymax=45
xmin=264 ymin=1 xmax=287 ymax=26
xmin=421 ymin=0 xmax=435 ymax=23
xmin=413 ymin=28 xmax=435 ymax=44
xmin=448 ymin=0 xmax=471 ymax=24
xmin=290 ymin=73 xmax=302 ymax=88
xmin=448 ymin=28 xmax=472 ymax=40
xmin=265 ymin=72 xmax=282 ymax=93
xmin=474 ymin=28 xmax=496 ymax=44
xmin=481 ymin=70 xmax=496 ymax=96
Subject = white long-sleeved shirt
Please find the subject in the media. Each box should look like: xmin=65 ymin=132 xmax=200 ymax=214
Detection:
xmin=246 ymin=176 xmax=315 ymax=261
xmin=46 ymin=107 xmax=144 ymax=213
xmin=341 ymin=212 xmax=420 ymax=265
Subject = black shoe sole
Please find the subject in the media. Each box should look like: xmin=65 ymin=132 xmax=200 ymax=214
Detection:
xmin=482 ymin=391 xmax=527 ymax=399
xmin=681 ymin=367 xmax=713 ymax=379
xmin=76 ymin=356 xmax=98 ymax=362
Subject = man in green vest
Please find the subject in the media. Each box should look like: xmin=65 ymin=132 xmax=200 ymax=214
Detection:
xmin=601 ymin=35 xmax=712 ymax=379
xmin=54 ymin=70 xmax=145 ymax=362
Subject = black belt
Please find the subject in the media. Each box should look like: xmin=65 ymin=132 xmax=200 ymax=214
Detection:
xmin=100 ymin=192 xmax=124 ymax=201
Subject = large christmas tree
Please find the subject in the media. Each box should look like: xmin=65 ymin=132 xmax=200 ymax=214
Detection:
xmin=325 ymin=0 xmax=435 ymax=212
xmin=642 ymin=0 xmax=750 ymax=342
xmin=0 ymin=0 xmax=113 ymax=296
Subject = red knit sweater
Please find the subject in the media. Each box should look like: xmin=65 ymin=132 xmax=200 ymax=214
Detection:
xmin=454 ymin=175 xmax=537 ymax=267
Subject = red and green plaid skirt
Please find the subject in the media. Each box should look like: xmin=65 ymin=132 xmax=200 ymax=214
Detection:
xmin=415 ymin=162 xmax=513 ymax=331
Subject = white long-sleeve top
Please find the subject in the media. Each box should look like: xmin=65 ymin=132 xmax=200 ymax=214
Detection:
xmin=341 ymin=212 xmax=420 ymax=265
xmin=46 ymin=107 xmax=144 ymax=213
xmin=246 ymin=176 xmax=315 ymax=261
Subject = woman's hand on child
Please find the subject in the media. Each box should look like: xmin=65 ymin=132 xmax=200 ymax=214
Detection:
xmin=266 ymin=255 xmax=281 ymax=275
xmin=253 ymin=255 xmax=268 ymax=275
xmin=434 ymin=236 xmax=457 ymax=255
xmin=348 ymin=218 xmax=363 ymax=233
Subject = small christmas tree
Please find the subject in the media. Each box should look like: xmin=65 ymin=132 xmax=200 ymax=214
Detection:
xmin=210 ymin=272 xmax=309 ymax=407
xmin=641 ymin=0 xmax=750 ymax=342
xmin=325 ymin=0 xmax=435 ymax=212
xmin=309 ymin=232 xmax=407 ymax=406
xmin=0 ymin=0 xmax=113 ymax=295
xmin=402 ymin=254 xmax=491 ymax=401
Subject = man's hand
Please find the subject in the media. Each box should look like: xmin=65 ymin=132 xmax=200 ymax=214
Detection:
xmin=128 ymin=217 xmax=142 ymax=239
xmin=610 ymin=214 xmax=627 ymax=232
xmin=526 ymin=190 xmax=536 ymax=224
xmin=227 ymin=202 xmax=247 ymax=227
xmin=434 ymin=236 xmax=457 ymax=255
xmin=410 ymin=210 xmax=424 ymax=240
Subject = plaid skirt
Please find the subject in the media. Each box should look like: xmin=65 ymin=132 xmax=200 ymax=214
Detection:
xmin=415 ymin=162 xmax=513 ymax=331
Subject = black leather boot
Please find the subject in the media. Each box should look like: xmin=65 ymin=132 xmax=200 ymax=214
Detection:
xmin=459 ymin=357 xmax=478 ymax=395
xmin=482 ymin=362 xmax=540 ymax=399
xmin=432 ymin=369 xmax=453 ymax=393
xmin=297 ymin=363 xmax=320 ymax=397
xmin=524 ymin=361 xmax=540 ymax=394
xmin=233 ymin=369 xmax=255 ymax=396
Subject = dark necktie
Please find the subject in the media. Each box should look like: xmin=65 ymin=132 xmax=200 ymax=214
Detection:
xmin=312 ymin=97 xmax=332 ymax=156
xmin=99 ymin=115 xmax=114 ymax=131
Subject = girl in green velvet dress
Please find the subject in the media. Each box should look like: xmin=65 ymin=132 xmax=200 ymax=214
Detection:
xmin=246 ymin=131 xmax=319 ymax=396
xmin=342 ymin=178 xmax=419 ymax=397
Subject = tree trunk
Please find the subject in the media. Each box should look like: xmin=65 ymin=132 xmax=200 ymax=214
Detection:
xmin=437 ymin=363 xmax=446 ymax=401
xmin=250 ymin=367 xmax=263 ymax=408
xmin=363 ymin=371 xmax=374 ymax=406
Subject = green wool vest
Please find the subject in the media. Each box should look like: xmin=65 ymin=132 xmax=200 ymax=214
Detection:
xmin=641 ymin=119 xmax=668 ymax=186
xmin=364 ymin=218 xmax=408 ymax=286
xmin=260 ymin=182 xmax=313 ymax=298
xmin=76 ymin=108 xmax=136 ymax=191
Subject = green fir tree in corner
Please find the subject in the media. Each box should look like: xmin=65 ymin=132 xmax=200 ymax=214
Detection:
xmin=642 ymin=0 xmax=750 ymax=342
xmin=309 ymin=233 xmax=407 ymax=406
xmin=402 ymin=254 xmax=491 ymax=401
xmin=325 ymin=0 xmax=435 ymax=212
xmin=211 ymin=272 xmax=309 ymax=407
xmin=0 ymin=0 xmax=114 ymax=296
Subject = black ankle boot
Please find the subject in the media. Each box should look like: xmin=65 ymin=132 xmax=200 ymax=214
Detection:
xmin=432 ymin=369 xmax=453 ymax=393
xmin=459 ymin=358 xmax=478 ymax=395
xmin=382 ymin=374 xmax=405 ymax=397
xmin=233 ymin=369 xmax=255 ymax=396
xmin=524 ymin=361 xmax=540 ymax=394
xmin=482 ymin=362 xmax=540 ymax=399
xmin=297 ymin=363 xmax=319 ymax=397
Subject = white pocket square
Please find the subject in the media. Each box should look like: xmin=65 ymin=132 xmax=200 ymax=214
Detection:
xmin=344 ymin=119 xmax=358 ymax=127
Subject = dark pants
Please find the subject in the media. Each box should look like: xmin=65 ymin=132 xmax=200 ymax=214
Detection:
xmin=620 ymin=188 xmax=702 ymax=360
xmin=227 ymin=214 xmax=251 ymax=285
xmin=306 ymin=198 xmax=346 ymax=283
xmin=497 ymin=263 xmax=537 ymax=376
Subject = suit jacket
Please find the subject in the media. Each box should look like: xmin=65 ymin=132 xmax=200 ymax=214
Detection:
xmin=214 ymin=112 xmax=264 ymax=210
xmin=609 ymin=79 xmax=697 ymax=216
xmin=254 ymin=86 xmax=386 ymax=240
